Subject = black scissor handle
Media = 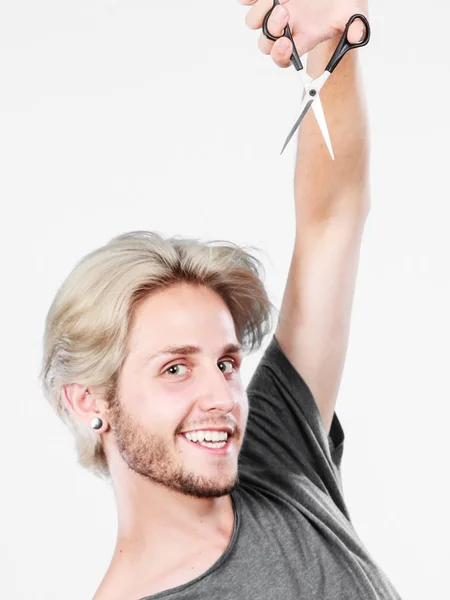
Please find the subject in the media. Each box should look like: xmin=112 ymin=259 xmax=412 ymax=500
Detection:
xmin=262 ymin=0 xmax=303 ymax=71
xmin=325 ymin=14 xmax=371 ymax=73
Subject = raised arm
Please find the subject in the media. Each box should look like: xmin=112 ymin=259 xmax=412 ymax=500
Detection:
xmin=243 ymin=0 xmax=370 ymax=435
xmin=279 ymin=43 xmax=369 ymax=436
xmin=283 ymin=36 xmax=370 ymax=435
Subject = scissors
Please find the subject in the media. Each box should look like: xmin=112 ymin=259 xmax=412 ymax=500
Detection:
xmin=262 ymin=3 xmax=371 ymax=157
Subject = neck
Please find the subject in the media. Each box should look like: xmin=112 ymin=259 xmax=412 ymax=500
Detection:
xmin=111 ymin=468 xmax=235 ymax=559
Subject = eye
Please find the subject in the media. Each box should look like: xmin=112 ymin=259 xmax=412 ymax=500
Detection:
xmin=164 ymin=364 xmax=189 ymax=377
xmin=218 ymin=359 xmax=236 ymax=374
xmin=163 ymin=359 xmax=238 ymax=378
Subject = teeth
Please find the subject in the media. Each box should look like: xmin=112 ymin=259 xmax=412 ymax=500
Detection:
xmin=184 ymin=430 xmax=229 ymax=443
xmin=199 ymin=441 xmax=226 ymax=448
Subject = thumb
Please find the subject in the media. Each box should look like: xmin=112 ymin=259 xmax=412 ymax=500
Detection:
xmin=347 ymin=17 xmax=367 ymax=44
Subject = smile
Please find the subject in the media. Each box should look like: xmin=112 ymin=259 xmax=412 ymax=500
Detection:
xmin=178 ymin=433 xmax=233 ymax=456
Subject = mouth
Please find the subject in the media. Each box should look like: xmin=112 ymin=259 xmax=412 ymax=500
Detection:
xmin=178 ymin=433 xmax=234 ymax=456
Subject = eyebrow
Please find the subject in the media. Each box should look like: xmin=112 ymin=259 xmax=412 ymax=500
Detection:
xmin=148 ymin=342 xmax=243 ymax=362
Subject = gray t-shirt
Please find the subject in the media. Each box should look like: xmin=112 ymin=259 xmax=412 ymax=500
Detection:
xmin=141 ymin=335 xmax=403 ymax=599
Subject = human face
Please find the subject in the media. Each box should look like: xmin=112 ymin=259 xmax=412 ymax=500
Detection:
xmin=107 ymin=283 xmax=248 ymax=498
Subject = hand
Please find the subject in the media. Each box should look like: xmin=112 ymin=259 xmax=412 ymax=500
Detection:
xmin=239 ymin=0 xmax=369 ymax=68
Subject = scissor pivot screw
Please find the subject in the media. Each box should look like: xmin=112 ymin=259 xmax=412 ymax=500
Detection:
xmin=309 ymin=89 xmax=316 ymax=97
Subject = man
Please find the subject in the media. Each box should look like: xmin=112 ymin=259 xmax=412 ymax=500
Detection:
xmin=40 ymin=0 xmax=404 ymax=598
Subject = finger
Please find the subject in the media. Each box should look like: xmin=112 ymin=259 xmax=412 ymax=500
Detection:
xmin=258 ymin=32 xmax=274 ymax=56
xmin=270 ymin=37 xmax=293 ymax=68
xmin=347 ymin=17 xmax=367 ymax=44
xmin=244 ymin=0 xmax=289 ymax=31
xmin=264 ymin=4 xmax=290 ymax=38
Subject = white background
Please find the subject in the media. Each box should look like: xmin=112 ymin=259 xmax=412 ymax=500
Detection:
xmin=0 ymin=0 xmax=448 ymax=598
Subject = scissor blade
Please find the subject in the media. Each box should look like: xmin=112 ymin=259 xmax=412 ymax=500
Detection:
xmin=280 ymin=97 xmax=314 ymax=155
xmin=311 ymin=96 xmax=334 ymax=160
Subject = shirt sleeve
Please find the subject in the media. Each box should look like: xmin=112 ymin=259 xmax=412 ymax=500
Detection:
xmin=238 ymin=334 xmax=346 ymax=507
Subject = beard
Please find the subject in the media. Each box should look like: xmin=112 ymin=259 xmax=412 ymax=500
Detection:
xmin=107 ymin=399 xmax=240 ymax=499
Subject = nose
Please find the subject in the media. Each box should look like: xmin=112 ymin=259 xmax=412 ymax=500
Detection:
xmin=196 ymin=364 xmax=237 ymax=414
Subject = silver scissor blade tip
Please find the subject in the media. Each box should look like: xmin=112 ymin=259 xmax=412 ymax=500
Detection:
xmin=280 ymin=137 xmax=294 ymax=155
xmin=280 ymin=120 xmax=301 ymax=154
xmin=310 ymin=95 xmax=334 ymax=160
xmin=280 ymin=98 xmax=314 ymax=156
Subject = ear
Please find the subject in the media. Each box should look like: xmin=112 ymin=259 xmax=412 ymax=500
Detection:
xmin=63 ymin=383 xmax=110 ymax=434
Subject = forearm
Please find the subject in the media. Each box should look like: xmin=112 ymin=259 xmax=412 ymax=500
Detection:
xmin=294 ymin=38 xmax=370 ymax=228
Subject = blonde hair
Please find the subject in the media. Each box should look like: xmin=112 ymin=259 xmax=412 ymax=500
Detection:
xmin=40 ymin=230 xmax=275 ymax=479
